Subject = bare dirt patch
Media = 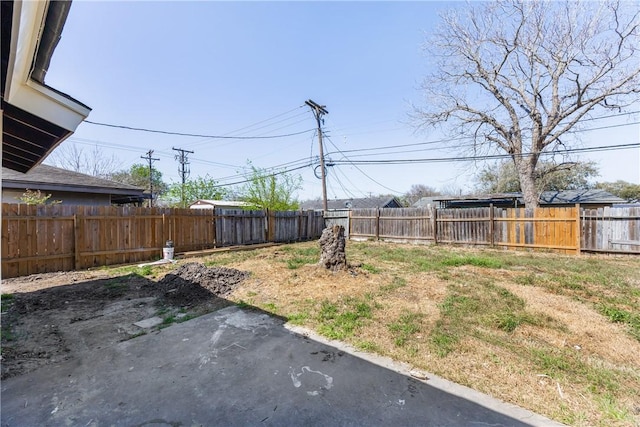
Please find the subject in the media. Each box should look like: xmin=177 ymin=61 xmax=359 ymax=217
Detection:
xmin=1 ymin=263 xmax=248 ymax=379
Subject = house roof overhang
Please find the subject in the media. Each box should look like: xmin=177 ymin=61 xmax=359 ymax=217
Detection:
xmin=2 ymin=0 xmax=91 ymax=173
xmin=2 ymin=164 xmax=145 ymax=197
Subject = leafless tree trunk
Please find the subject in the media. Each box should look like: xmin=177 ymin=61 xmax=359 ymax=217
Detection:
xmin=415 ymin=0 xmax=639 ymax=207
xmin=318 ymin=225 xmax=348 ymax=271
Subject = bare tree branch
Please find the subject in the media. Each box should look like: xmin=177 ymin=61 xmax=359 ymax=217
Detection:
xmin=415 ymin=0 xmax=639 ymax=206
xmin=46 ymin=142 xmax=121 ymax=178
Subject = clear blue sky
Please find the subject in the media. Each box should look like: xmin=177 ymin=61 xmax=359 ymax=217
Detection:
xmin=45 ymin=1 xmax=640 ymax=201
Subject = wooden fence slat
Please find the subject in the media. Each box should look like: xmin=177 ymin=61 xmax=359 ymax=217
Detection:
xmin=4 ymin=202 xmax=638 ymax=279
xmin=1 ymin=204 xmax=325 ymax=278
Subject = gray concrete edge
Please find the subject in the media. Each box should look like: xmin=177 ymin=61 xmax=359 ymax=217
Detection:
xmin=285 ymin=323 xmax=566 ymax=427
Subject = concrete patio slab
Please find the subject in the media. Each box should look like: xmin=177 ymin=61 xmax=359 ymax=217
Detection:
xmin=1 ymin=306 xmax=564 ymax=427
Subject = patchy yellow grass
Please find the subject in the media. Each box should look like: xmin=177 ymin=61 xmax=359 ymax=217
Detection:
xmin=202 ymin=241 xmax=640 ymax=427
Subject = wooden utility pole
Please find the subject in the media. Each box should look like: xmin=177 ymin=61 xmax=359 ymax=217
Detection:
xmin=141 ymin=149 xmax=159 ymax=207
xmin=172 ymin=147 xmax=194 ymax=208
xmin=305 ymin=99 xmax=329 ymax=211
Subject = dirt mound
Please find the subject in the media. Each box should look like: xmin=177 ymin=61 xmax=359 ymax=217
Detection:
xmin=157 ymin=263 xmax=249 ymax=307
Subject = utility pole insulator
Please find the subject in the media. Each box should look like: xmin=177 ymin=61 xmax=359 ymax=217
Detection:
xmin=306 ymin=99 xmax=329 ymax=211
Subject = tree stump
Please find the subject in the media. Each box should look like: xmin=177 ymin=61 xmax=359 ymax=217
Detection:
xmin=318 ymin=225 xmax=348 ymax=271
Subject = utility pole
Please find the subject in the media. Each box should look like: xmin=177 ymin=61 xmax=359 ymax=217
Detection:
xmin=172 ymin=147 xmax=194 ymax=208
xmin=141 ymin=149 xmax=159 ymax=207
xmin=305 ymin=99 xmax=329 ymax=211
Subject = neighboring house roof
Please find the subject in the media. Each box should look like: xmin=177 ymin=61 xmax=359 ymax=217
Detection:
xmin=2 ymin=164 xmax=144 ymax=197
xmin=412 ymin=196 xmax=442 ymax=208
xmin=539 ymin=189 xmax=625 ymax=205
xmin=300 ymin=196 xmax=403 ymax=210
xmin=189 ymin=200 xmax=250 ymax=209
xmin=2 ymin=0 xmax=91 ymax=173
xmin=433 ymin=190 xmax=624 ymax=208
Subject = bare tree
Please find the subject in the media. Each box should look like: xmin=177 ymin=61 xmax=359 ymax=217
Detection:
xmin=415 ymin=0 xmax=639 ymax=207
xmin=46 ymin=142 xmax=121 ymax=178
xmin=402 ymin=184 xmax=441 ymax=206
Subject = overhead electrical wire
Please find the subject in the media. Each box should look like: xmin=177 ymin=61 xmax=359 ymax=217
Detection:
xmin=83 ymin=120 xmax=314 ymax=139
xmin=324 ymin=135 xmax=402 ymax=194
xmin=208 ymin=162 xmax=315 ymax=189
xmin=220 ymin=105 xmax=305 ymax=135
xmin=67 ymin=107 xmax=638 ymax=191
xmin=327 ymin=142 xmax=640 ymax=166
xmin=206 ymin=137 xmax=639 ymax=189
xmin=184 ymin=112 xmax=311 ymax=149
xmin=329 ymin=165 xmax=363 ymax=199
xmin=323 ymin=119 xmax=640 ymax=158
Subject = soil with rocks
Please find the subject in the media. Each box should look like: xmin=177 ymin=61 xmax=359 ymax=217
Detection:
xmin=1 ymin=263 xmax=249 ymax=380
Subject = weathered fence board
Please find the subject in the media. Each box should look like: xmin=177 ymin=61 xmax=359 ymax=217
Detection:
xmin=324 ymin=209 xmax=350 ymax=236
xmin=1 ymin=204 xmax=325 ymax=278
xmin=349 ymin=205 xmax=581 ymax=254
xmin=582 ymin=206 xmax=640 ymax=254
xmin=271 ymin=210 xmax=325 ymax=243
xmin=215 ymin=209 xmax=266 ymax=247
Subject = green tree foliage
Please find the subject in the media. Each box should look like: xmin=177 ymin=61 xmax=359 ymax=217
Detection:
xmin=109 ymin=164 xmax=168 ymax=206
xmin=476 ymin=161 xmax=599 ymax=194
xmin=19 ymin=189 xmax=61 ymax=205
xmin=595 ymin=180 xmax=640 ymax=202
xmin=163 ymin=175 xmax=228 ymax=208
xmin=239 ymin=165 xmax=302 ymax=211
xmin=109 ymin=164 xmax=168 ymax=194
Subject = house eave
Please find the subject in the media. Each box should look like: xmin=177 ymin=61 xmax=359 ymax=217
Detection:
xmin=2 ymin=0 xmax=91 ymax=173
xmin=2 ymin=180 xmax=144 ymax=197
xmin=4 ymin=0 xmax=91 ymax=127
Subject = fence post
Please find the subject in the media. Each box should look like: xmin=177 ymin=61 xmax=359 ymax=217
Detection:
xmin=212 ymin=209 xmax=217 ymax=248
xmin=162 ymin=213 xmax=167 ymax=246
xmin=74 ymin=214 xmax=80 ymax=269
xmin=489 ymin=204 xmax=495 ymax=247
xmin=266 ymin=210 xmax=275 ymax=243
xmin=375 ymin=208 xmax=380 ymax=241
xmin=432 ymin=207 xmax=438 ymax=245
xmin=575 ymin=203 xmax=581 ymax=255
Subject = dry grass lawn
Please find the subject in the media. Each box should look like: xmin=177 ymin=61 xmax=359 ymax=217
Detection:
xmin=198 ymin=240 xmax=640 ymax=427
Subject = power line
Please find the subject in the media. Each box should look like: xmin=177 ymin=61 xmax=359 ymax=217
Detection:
xmin=323 ymin=119 xmax=640 ymax=158
xmin=83 ymin=120 xmax=314 ymax=140
xmin=325 ymin=136 xmax=402 ymax=194
xmin=329 ymin=164 xmax=362 ymax=199
xmin=221 ymin=105 xmax=305 ymax=135
xmin=186 ymin=110 xmax=311 ymax=150
xmin=73 ymin=112 xmax=638 ymax=160
xmin=328 ymin=142 xmax=640 ymax=165
xmin=209 ymin=162 xmax=314 ymax=189
xmin=208 ymin=137 xmax=639 ymax=187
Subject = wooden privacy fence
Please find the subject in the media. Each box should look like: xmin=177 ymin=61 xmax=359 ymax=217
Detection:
xmin=582 ymin=206 xmax=640 ymax=254
xmin=349 ymin=205 xmax=581 ymax=254
xmin=1 ymin=204 xmax=324 ymax=278
xmin=324 ymin=209 xmax=351 ymax=236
